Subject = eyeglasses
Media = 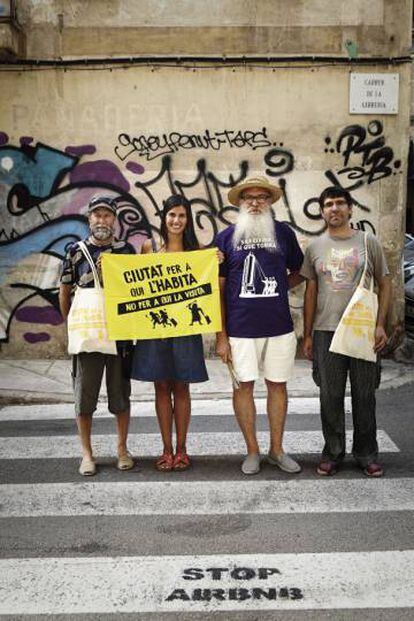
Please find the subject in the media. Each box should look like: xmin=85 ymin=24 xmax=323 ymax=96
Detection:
xmin=323 ymin=198 xmax=349 ymax=209
xmin=241 ymin=194 xmax=271 ymax=204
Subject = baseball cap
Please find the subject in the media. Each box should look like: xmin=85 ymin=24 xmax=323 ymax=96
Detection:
xmin=87 ymin=195 xmax=117 ymax=215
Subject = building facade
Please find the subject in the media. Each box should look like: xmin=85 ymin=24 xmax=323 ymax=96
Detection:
xmin=0 ymin=0 xmax=411 ymax=357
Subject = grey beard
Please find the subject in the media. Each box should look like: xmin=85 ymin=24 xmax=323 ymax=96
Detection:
xmin=232 ymin=208 xmax=276 ymax=250
xmin=91 ymin=225 xmax=114 ymax=241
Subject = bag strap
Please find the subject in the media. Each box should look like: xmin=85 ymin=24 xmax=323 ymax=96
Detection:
xmin=78 ymin=240 xmax=101 ymax=289
xmin=360 ymin=232 xmax=374 ymax=292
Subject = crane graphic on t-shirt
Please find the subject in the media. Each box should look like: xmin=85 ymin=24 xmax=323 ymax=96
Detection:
xmin=240 ymin=252 xmax=279 ymax=298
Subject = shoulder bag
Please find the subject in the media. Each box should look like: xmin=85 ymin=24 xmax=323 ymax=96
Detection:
xmin=67 ymin=241 xmax=117 ymax=355
xmin=329 ymin=233 xmax=378 ymax=362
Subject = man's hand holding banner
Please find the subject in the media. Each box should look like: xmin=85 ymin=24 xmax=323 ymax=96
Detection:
xmin=101 ymin=248 xmax=221 ymax=340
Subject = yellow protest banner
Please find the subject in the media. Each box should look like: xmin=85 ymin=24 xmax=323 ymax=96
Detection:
xmin=101 ymin=248 xmax=221 ymax=340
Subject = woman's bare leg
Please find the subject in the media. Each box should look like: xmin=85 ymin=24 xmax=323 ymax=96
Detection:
xmin=172 ymin=381 xmax=191 ymax=453
xmin=154 ymin=380 xmax=174 ymax=454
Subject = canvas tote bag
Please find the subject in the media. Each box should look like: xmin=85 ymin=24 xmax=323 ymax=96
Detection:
xmin=67 ymin=241 xmax=117 ymax=355
xmin=329 ymin=233 xmax=378 ymax=362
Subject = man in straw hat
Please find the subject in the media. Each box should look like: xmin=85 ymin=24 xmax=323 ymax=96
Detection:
xmin=215 ymin=176 xmax=304 ymax=475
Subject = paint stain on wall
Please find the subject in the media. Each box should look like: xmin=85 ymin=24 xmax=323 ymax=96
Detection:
xmin=23 ymin=332 xmax=51 ymax=343
xmin=15 ymin=306 xmax=64 ymax=326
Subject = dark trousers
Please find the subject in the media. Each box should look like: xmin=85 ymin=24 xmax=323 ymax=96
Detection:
xmin=312 ymin=330 xmax=381 ymax=467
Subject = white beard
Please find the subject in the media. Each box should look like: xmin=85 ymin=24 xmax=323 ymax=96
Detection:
xmin=232 ymin=206 xmax=276 ymax=250
xmin=90 ymin=224 xmax=114 ymax=241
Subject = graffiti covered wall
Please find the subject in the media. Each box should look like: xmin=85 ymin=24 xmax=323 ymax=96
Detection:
xmin=0 ymin=65 xmax=409 ymax=356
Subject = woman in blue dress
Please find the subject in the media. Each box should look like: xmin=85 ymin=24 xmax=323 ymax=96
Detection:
xmin=131 ymin=195 xmax=209 ymax=471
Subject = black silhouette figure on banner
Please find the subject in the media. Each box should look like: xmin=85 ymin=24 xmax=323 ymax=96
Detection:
xmin=187 ymin=302 xmax=211 ymax=326
xmin=148 ymin=309 xmax=178 ymax=329
xmin=159 ymin=309 xmax=178 ymax=327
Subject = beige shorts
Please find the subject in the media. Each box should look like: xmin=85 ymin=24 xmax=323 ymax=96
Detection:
xmin=229 ymin=332 xmax=297 ymax=383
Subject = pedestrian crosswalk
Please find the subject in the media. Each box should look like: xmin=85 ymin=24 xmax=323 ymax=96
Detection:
xmin=0 ymin=428 xmax=399 ymax=459
xmin=0 ymin=398 xmax=412 ymax=617
xmin=2 ymin=552 xmax=414 ymax=614
xmin=0 ymin=396 xmax=352 ymax=419
xmin=2 ymin=478 xmax=414 ymax=517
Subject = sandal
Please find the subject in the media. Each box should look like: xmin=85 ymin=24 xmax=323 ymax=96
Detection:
xmin=79 ymin=457 xmax=96 ymax=476
xmin=155 ymin=453 xmax=174 ymax=472
xmin=173 ymin=452 xmax=191 ymax=471
xmin=316 ymin=460 xmax=338 ymax=476
xmin=363 ymin=462 xmax=384 ymax=477
xmin=117 ymin=452 xmax=134 ymax=471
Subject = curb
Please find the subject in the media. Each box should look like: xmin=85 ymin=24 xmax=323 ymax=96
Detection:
xmin=1 ymin=359 xmax=413 ymax=407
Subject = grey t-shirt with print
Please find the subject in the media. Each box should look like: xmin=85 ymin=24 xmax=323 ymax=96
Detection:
xmin=300 ymin=230 xmax=389 ymax=331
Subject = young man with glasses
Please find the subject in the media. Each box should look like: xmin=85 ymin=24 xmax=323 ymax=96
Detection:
xmin=215 ymin=176 xmax=304 ymax=475
xmin=301 ymin=186 xmax=391 ymax=477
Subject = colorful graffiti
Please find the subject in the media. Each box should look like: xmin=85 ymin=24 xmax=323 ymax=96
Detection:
xmin=0 ymin=135 xmax=151 ymax=350
xmin=0 ymin=120 xmax=401 ymax=353
xmin=115 ymin=121 xmax=401 ymax=244
xmin=300 ymin=120 xmax=402 ymax=235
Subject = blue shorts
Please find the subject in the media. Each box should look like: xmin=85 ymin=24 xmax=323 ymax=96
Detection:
xmin=131 ymin=335 xmax=208 ymax=383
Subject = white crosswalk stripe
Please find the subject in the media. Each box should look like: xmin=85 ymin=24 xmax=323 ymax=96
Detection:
xmin=0 ymin=396 xmax=352 ymax=419
xmin=1 ymin=478 xmax=413 ymax=517
xmin=1 ymin=551 xmax=413 ymax=614
xmin=0 ymin=399 xmax=411 ymax=617
xmin=0 ymin=429 xmax=398 ymax=459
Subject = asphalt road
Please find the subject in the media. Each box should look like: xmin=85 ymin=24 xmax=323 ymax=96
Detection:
xmin=0 ymin=383 xmax=413 ymax=620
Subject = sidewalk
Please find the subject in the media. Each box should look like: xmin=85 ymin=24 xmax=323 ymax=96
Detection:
xmin=0 ymin=357 xmax=413 ymax=405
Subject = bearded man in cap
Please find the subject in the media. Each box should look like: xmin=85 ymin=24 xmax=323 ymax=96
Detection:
xmin=59 ymin=195 xmax=136 ymax=476
xmin=215 ymin=176 xmax=304 ymax=475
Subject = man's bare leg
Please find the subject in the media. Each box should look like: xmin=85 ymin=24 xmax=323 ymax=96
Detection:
xmin=76 ymin=414 xmax=93 ymax=459
xmin=233 ymin=381 xmax=260 ymax=454
xmin=266 ymin=379 xmax=301 ymax=473
xmin=76 ymin=414 xmax=97 ymax=475
xmin=266 ymin=380 xmax=287 ymax=454
xmin=115 ymin=409 xmax=131 ymax=457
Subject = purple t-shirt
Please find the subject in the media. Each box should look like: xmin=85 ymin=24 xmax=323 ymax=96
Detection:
xmin=216 ymin=221 xmax=303 ymax=338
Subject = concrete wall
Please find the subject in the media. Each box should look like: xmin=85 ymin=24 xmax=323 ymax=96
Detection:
xmin=0 ymin=0 xmax=411 ymax=357
xmin=14 ymin=0 xmax=412 ymax=59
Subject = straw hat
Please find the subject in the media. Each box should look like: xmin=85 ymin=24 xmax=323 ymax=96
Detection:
xmin=227 ymin=176 xmax=283 ymax=206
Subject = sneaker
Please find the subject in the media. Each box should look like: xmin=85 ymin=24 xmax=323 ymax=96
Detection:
xmin=267 ymin=452 xmax=301 ymax=474
xmin=316 ymin=460 xmax=338 ymax=476
xmin=363 ymin=462 xmax=384 ymax=477
xmin=241 ymin=454 xmax=261 ymax=475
